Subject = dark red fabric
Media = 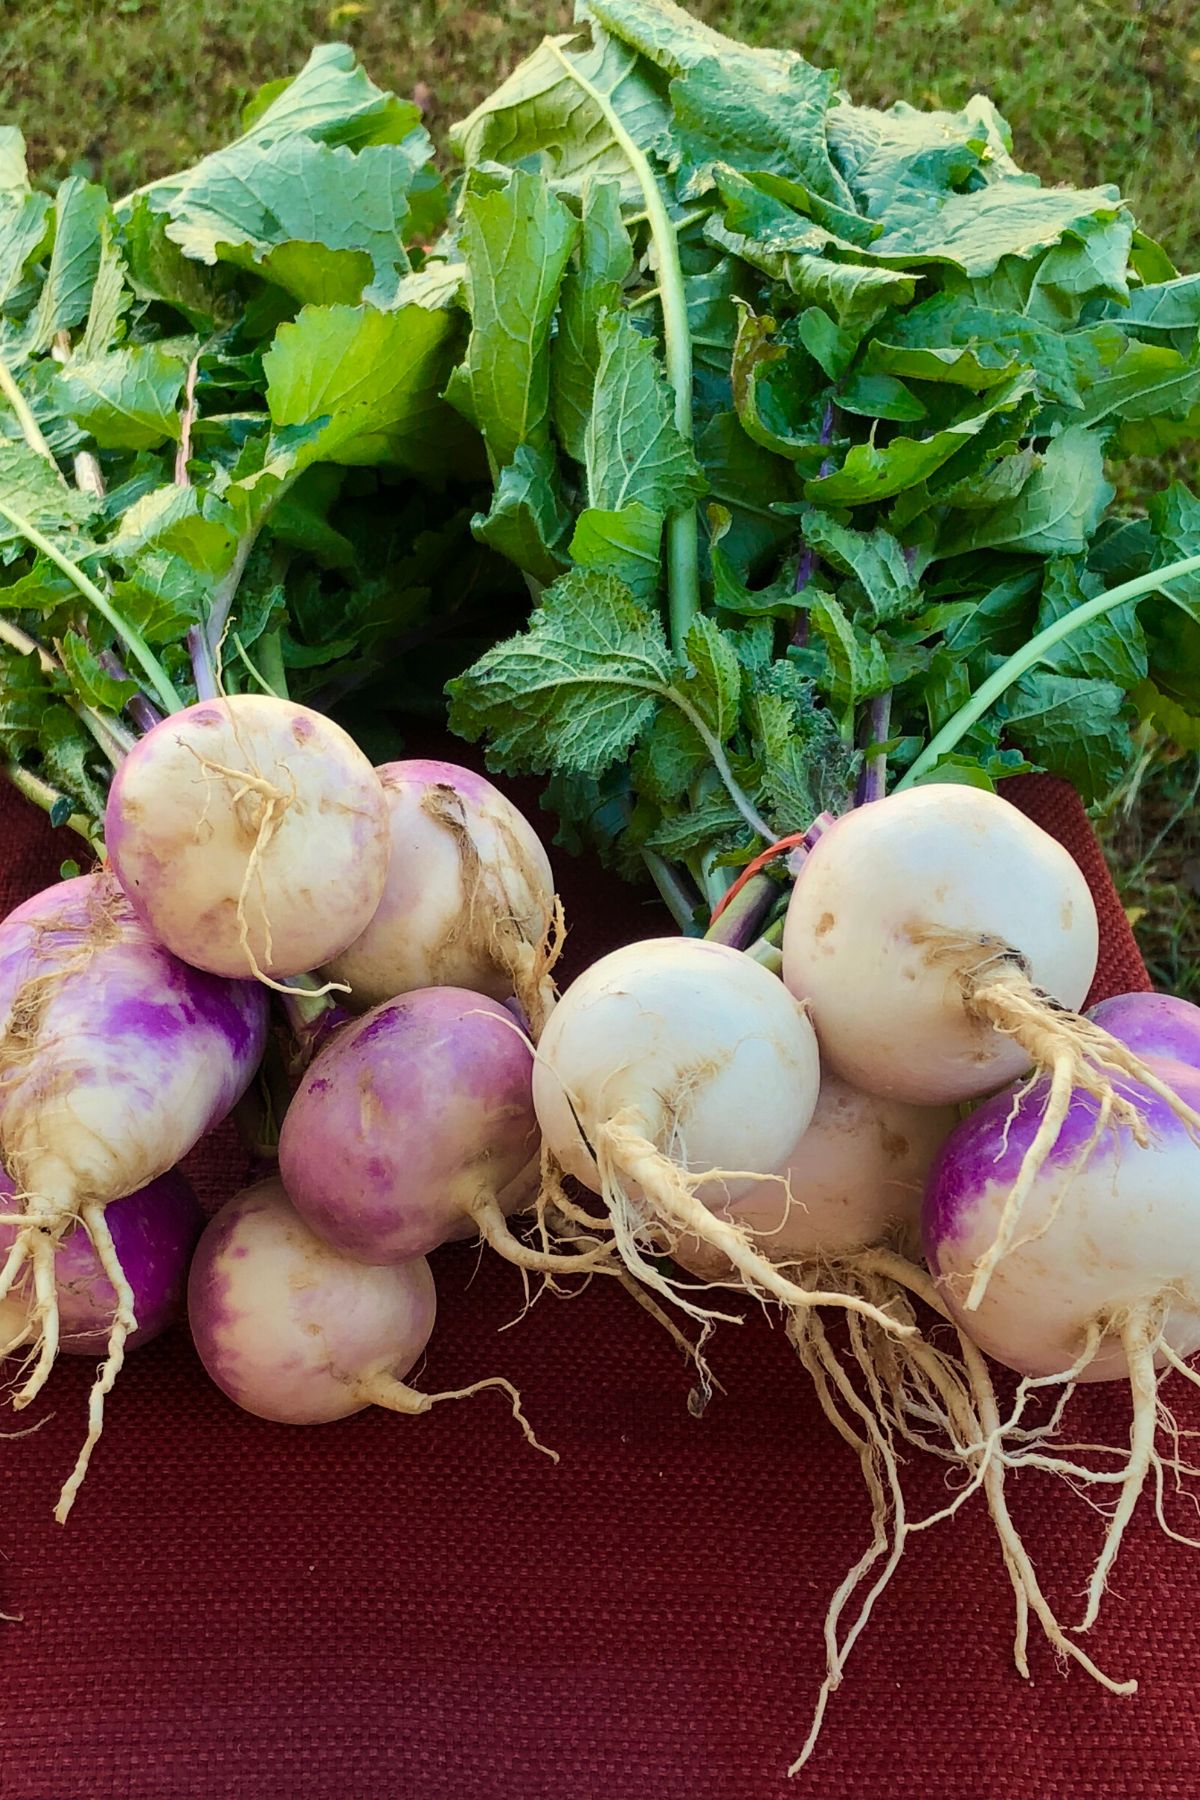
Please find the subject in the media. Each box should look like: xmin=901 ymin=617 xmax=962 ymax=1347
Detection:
xmin=1 ymin=761 xmax=1194 ymax=1800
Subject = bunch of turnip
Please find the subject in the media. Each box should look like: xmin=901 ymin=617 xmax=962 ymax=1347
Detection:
xmin=0 ymin=689 xmax=573 ymax=1516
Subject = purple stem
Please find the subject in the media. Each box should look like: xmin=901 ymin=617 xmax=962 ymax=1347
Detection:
xmin=855 ymin=691 xmax=893 ymax=807
xmin=704 ymin=871 xmax=777 ymax=949
xmin=187 ymin=625 xmax=220 ymax=700
xmin=97 ymin=648 xmax=162 ymax=735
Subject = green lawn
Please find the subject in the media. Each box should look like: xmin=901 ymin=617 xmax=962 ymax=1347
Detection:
xmin=3 ymin=0 xmax=1198 ymax=989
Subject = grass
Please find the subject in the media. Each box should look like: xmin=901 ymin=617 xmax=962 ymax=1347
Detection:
xmin=2 ymin=0 xmax=1197 ymax=987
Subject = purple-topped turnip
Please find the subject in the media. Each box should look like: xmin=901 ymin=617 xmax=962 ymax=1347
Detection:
xmin=0 ymin=871 xmax=267 ymax=1517
xmin=189 ymin=1177 xmax=552 ymax=1451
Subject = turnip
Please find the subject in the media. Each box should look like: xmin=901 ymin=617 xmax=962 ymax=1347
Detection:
xmin=278 ymin=986 xmax=611 ymax=1277
xmin=188 ymin=1177 xmax=552 ymax=1451
xmin=530 ymin=936 xmax=906 ymax=1333
xmin=671 ymin=1077 xmax=954 ymax=1282
xmin=924 ymin=1046 xmax=1200 ymax=1634
xmin=105 ymin=694 xmax=391 ymax=983
xmin=323 ymin=759 xmax=560 ymax=1035
xmin=783 ymin=783 xmax=1200 ymax=1305
xmin=0 ymin=871 xmax=268 ymax=1516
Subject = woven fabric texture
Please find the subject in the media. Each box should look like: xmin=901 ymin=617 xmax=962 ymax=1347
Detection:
xmin=0 ymin=759 xmax=1193 ymax=1800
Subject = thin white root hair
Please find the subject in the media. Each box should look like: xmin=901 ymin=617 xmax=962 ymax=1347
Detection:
xmin=360 ymin=1370 xmax=558 ymax=1460
xmin=595 ymin=1112 xmax=912 ymax=1339
xmin=1076 ymin=1305 xmax=1165 ymax=1632
xmin=1159 ymin=1341 xmax=1200 ymax=1392
xmin=53 ymin=1204 xmax=138 ymax=1525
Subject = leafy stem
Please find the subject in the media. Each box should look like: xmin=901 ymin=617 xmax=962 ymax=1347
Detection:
xmin=897 ymin=552 xmax=1200 ymax=789
xmin=0 ymin=615 xmax=134 ymax=767
xmin=544 ymin=37 xmax=700 ymax=656
xmin=5 ymin=761 xmax=105 ymax=851
xmin=0 ymin=500 xmax=185 ymax=713
xmin=0 ymin=354 xmax=63 ymax=476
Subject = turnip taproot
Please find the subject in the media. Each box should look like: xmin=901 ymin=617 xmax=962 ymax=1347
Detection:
xmin=105 ymin=694 xmax=391 ymax=983
xmin=189 ymin=1178 xmax=552 ymax=1451
xmin=0 ymin=871 xmax=267 ymax=1517
xmin=324 ymin=759 xmax=559 ymax=1034
xmin=279 ymin=987 xmax=610 ymax=1276
xmin=531 ymin=937 xmax=906 ymax=1333
xmin=783 ymin=784 xmax=1200 ymax=1305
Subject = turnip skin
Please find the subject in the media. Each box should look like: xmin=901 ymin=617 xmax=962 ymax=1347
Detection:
xmin=925 ymin=1061 xmax=1200 ymax=1384
xmin=105 ymin=694 xmax=391 ymax=981
xmin=277 ymin=987 xmax=593 ymax=1275
xmin=782 ymin=784 xmax=1099 ymax=1105
xmin=0 ymin=870 xmax=268 ymax=1519
xmin=189 ymin=1179 xmax=438 ymax=1425
xmin=189 ymin=1177 xmax=553 ymax=1452
xmin=1087 ymin=991 xmax=1200 ymax=1071
xmin=323 ymin=759 xmax=556 ymax=1026
xmin=673 ymin=1078 xmax=954 ymax=1281
xmin=0 ymin=1166 xmax=201 ymax=1356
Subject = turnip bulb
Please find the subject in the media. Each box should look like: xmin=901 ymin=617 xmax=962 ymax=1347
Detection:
xmin=0 ymin=871 xmax=268 ymax=1519
xmin=105 ymin=694 xmax=391 ymax=983
xmin=189 ymin=1178 xmax=553 ymax=1452
xmin=783 ymin=783 xmax=1200 ymax=1306
xmin=323 ymin=759 xmax=559 ymax=1034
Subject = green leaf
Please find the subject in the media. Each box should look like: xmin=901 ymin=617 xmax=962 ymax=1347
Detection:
xmin=56 ymin=344 xmax=187 ymax=450
xmin=0 ymin=637 xmax=51 ymax=746
xmin=1003 ymin=671 xmax=1130 ymax=803
xmin=805 ymin=374 xmax=1034 ymax=505
xmin=552 ymin=178 xmax=632 ymax=463
xmin=0 ymin=183 xmax=51 ymax=316
xmin=264 ymin=301 xmax=465 ymax=475
xmin=1034 ymin=557 xmax=1147 ymax=689
xmin=445 ymin=169 xmax=577 ymax=467
xmin=587 ymin=0 xmax=852 ymax=206
xmin=730 ymin=304 xmax=828 ymax=462
xmin=111 ymin=549 xmax=207 ymax=645
xmin=801 ymin=513 xmax=921 ymax=622
xmin=683 ymin=612 xmax=740 ymax=739
xmin=28 ymin=177 xmax=111 ymax=353
xmin=867 ymin=181 xmax=1128 ymax=280
xmin=836 ymin=371 xmax=926 ymax=422
xmin=449 ymin=30 xmax=671 ymax=201
xmin=709 ymin=506 xmax=796 ymax=619
xmin=631 ymin=705 xmax=708 ymax=807
xmin=585 ymin=309 xmax=704 ymax=514
xmin=79 ymin=223 xmax=130 ymax=359
xmin=696 ymin=410 xmax=796 ymax=570
xmin=163 ymin=136 xmax=429 ymax=307
xmin=447 ymin=567 xmax=672 ymax=777
xmin=0 ymin=440 xmax=97 ymax=562
xmin=38 ymin=705 xmax=109 ymax=817
xmin=122 ymin=196 xmax=236 ymax=329
xmin=808 ymin=592 xmax=891 ymax=732
xmin=1113 ymin=273 xmax=1200 ymax=337
xmin=938 ymin=424 xmax=1113 ymax=557
xmin=108 ymin=483 xmax=236 ymax=574
xmin=472 ymin=442 xmax=571 ymax=585
xmin=569 ymin=500 xmax=663 ymax=604
xmin=1045 ymin=326 xmax=1200 ymax=433
xmin=233 ymin=43 xmax=423 ymax=151
xmin=58 ymin=630 xmax=140 ymax=713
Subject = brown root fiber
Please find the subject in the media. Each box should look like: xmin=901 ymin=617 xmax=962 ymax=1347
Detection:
xmin=924 ymin=933 xmax=1200 ymax=1309
xmin=421 ymin=784 xmax=564 ymax=1040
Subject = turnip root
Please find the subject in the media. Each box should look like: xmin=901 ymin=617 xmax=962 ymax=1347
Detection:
xmin=189 ymin=1177 xmax=552 ymax=1451
xmin=783 ymin=784 xmax=1200 ymax=1306
xmin=105 ymin=694 xmax=391 ymax=982
xmin=324 ymin=759 xmax=560 ymax=1035
xmin=0 ymin=871 xmax=268 ymax=1517
xmin=531 ymin=937 xmax=907 ymax=1335
xmin=671 ymin=1077 xmax=953 ymax=1282
xmin=925 ymin=1045 xmax=1200 ymax=1636
xmin=1088 ymin=991 xmax=1200 ymax=1071
xmin=278 ymin=987 xmax=611 ymax=1277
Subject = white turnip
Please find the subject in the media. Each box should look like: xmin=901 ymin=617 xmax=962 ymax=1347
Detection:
xmin=105 ymin=694 xmax=391 ymax=983
xmin=324 ymin=758 xmax=559 ymax=1034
